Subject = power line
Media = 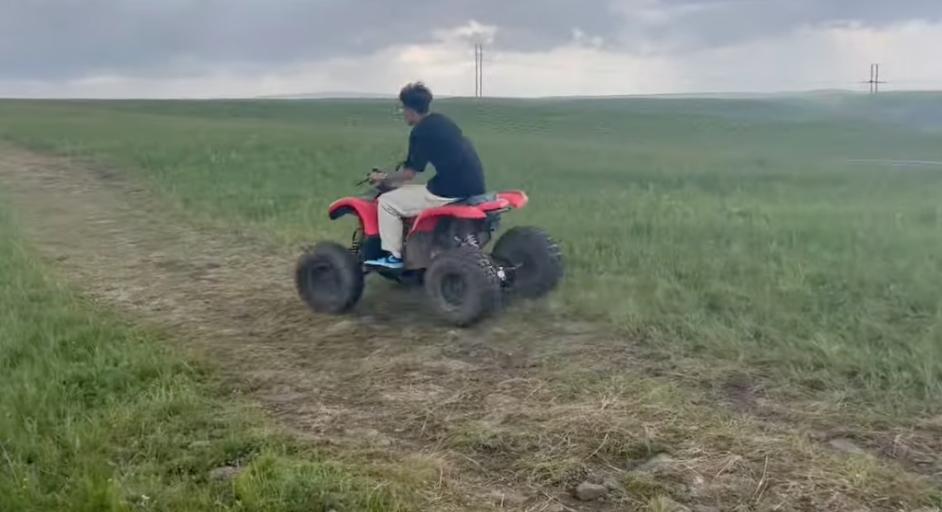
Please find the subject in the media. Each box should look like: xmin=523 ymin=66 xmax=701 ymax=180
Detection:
xmin=464 ymin=53 xmax=925 ymax=96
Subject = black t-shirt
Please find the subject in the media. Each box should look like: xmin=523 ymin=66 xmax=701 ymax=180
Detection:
xmin=404 ymin=113 xmax=486 ymax=198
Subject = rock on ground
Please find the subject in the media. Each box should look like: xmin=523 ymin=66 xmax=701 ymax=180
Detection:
xmin=635 ymin=453 xmax=676 ymax=472
xmin=574 ymin=481 xmax=608 ymax=501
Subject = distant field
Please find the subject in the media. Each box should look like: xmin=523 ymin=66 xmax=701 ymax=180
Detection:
xmin=1 ymin=93 xmax=941 ymax=410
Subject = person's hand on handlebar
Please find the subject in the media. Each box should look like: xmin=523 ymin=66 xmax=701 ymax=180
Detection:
xmin=368 ymin=170 xmax=387 ymax=185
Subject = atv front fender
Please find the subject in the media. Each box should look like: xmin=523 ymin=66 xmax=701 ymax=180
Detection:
xmin=328 ymin=198 xmax=379 ymax=236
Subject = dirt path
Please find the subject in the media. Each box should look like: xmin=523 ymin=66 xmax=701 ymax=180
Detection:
xmin=1 ymin=145 xmax=939 ymax=511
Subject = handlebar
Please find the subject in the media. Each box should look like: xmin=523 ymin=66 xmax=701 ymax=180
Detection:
xmin=354 ymin=167 xmax=398 ymax=196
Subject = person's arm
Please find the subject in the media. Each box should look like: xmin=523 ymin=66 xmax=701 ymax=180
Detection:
xmin=395 ymin=128 xmax=429 ymax=181
xmin=370 ymin=128 xmax=429 ymax=186
xmin=379 ymin=167 xmax=416 ymax=187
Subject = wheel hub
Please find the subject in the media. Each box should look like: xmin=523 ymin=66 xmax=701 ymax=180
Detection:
xmin=440 ymin=273 xmax=467 ymax=308
xmin=306 ymin=263 xmax=340 ymax=295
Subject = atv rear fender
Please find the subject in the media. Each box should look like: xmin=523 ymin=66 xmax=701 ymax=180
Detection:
xmin=409 ymin=190 xmax=529 ymax=234
xmin=497 ymin=190 xmax=528 ymax=209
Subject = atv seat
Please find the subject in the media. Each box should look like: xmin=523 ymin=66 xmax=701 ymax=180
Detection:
xmin=449 ymin=193 xmax=498 ymax=206
xmin=452 ymin=195 xmax=509 ymax=213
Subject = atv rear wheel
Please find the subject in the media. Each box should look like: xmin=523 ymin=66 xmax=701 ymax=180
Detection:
xmin=424 ymin=246 xmax=501 ymax=326
xmin=492 ymin=226 xmax=563 ymax=299
xmin=295 ymin=241 xmax=364 ymax=314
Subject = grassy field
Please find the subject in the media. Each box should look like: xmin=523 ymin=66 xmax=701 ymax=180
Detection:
xmin=1 ymin=92 xmax=941 ymax=416
xmin=0 ymin=203 xmax=416 ymax=510
xmin=1 ymin=93 xmax=942 ymax=511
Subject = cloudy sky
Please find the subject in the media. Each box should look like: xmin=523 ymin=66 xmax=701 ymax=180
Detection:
xmin=2 ymin=0 xmax=940 ymax=98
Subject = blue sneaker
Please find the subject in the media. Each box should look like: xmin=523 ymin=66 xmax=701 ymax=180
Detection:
xmin=365 ymin=255 xmax=404 ymax=269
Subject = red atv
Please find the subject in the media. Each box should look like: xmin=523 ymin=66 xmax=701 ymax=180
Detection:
xmin=294 ymin=171 xmax=563 ymax=326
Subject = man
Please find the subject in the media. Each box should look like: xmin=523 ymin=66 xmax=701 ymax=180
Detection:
xmin=365 ymin=82 xmax=487 ymax=269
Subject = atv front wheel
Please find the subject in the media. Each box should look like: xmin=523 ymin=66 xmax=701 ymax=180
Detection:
xmin=424 ymin=246 xmax=501 ymax=326
xmin=295 ymin=241 xmax=364 ymax=314
xmin=492 ymin=226 xmax=563 ymax=299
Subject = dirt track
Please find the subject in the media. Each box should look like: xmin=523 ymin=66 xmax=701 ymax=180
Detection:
xmin=2 ymin=145 xmax=939 ymax=511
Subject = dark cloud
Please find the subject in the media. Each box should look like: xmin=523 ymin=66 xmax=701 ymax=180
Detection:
xmin=0 ymin=0 xmax=622 ymax=80
xmin=616 ymin=0 xmax=942 ymax=52
xmin=1 ymin=0 xmax=938 ymax=81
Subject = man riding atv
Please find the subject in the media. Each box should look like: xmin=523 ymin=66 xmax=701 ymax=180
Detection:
xmin=365 ymin=82 xmax=486 ymax=269
xmin=293 ymin=82 xmax=563 ymax=326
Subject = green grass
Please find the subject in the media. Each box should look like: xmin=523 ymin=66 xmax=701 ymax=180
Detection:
xmin=0 ymin=205 xmax=414 ymax=511
xmin=1 ymin=93 xmax=941 ymax=410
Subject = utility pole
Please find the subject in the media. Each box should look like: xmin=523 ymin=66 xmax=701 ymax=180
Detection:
xmin=479 ymin=42 xmax=484 ymax=97
xmin=473 ymin=43 xmax=478 ymax=97
xmin=473 ymin=42 xmax=484 ymax=98
xmin=865 ymin=63 xmax=887 ymax=94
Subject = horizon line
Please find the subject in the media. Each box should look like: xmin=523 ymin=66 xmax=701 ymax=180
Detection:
xmin=2 ymin=88 xmax=941 ymax=101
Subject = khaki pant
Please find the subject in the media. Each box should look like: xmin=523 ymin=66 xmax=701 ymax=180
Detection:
xmin=378 ymin=184 xmax=454 ymax=258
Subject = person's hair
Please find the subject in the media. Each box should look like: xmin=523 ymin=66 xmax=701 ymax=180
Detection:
xmin=399 ymin=82 xmax=433 ymax=114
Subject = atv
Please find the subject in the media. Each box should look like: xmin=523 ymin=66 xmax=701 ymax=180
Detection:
xmin=294 ymin=169 xmax=563 ymax=326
